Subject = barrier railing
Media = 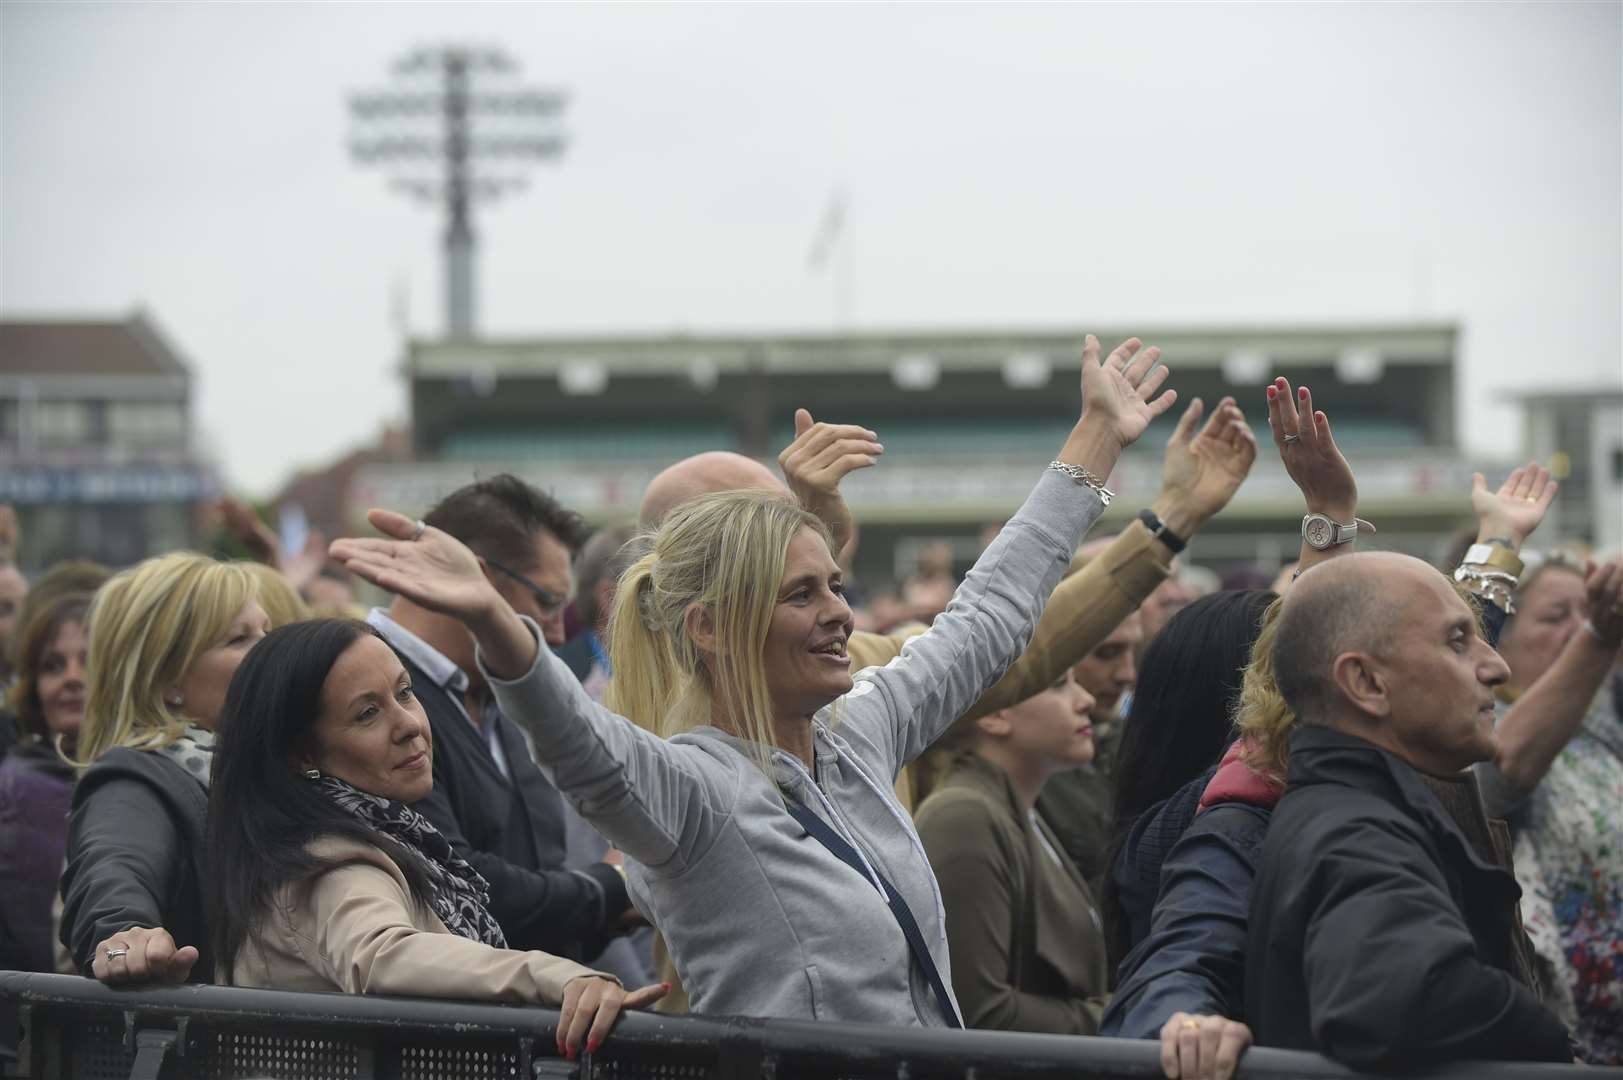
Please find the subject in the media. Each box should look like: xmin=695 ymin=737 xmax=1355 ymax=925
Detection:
xmin=0 ymin=971 xmax=1607 ymax=1080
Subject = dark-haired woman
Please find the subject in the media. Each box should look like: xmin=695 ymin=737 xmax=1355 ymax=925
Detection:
xmin=0 ymin=587 xmax=95 ymax=973
xmin=208 ymin=620 xmax=663 ymax=1059
xmin=1100 ymin=588 xmax=1275 ymax=970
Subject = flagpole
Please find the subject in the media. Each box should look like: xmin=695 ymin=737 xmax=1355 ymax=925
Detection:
xmin=835 ymin=194 xmax=854 ymax=332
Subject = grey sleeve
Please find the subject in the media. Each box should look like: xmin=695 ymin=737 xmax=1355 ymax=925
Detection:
xmin=840 ymin=468 xmax=1104 ymax=776
xmin=480 ymin=619 xmax=731 ymax=875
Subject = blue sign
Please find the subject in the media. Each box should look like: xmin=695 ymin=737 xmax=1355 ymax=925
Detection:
xmin=0 ymin=465 xmax=219 ymax=504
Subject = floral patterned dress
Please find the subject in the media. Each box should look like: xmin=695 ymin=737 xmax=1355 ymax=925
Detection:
xmin=1483 ymin=690 xmax=1623 ymax=1064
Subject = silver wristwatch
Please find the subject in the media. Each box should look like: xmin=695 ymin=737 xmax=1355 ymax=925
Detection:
xmin=1301 ymin=513 xmax=1376 ymax=550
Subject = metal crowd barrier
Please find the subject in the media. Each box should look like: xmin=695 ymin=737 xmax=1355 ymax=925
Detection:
xmin=0 ymin=971 xmax=1609 ymax=1080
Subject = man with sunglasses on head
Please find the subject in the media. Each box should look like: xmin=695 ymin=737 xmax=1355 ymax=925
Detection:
xmin=366 ymin=475 xmax=637 ymax=964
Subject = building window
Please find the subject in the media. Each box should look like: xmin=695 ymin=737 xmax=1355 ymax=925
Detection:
xmin=32 ymin=400 xmax=90 ymax=447
xmin=108 ymin=402 xmax=186 ymax=446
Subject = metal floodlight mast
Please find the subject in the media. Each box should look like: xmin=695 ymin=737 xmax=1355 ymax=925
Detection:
xmin=349 ymin=46 xmax=568 ymax=339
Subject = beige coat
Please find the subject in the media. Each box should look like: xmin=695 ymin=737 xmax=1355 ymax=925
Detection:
xmin=227 ymin=835 xmax=608 ymax=1003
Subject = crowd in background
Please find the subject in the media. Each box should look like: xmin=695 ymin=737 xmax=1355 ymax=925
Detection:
xmin=1 ymin=337 xmax=1620 ymax=1079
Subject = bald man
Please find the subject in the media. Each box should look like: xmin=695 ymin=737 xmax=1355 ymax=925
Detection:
xmin=1244 ymin=553 xmax=1570 ymax=1068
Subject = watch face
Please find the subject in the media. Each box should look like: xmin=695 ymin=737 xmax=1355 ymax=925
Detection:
xmin=1305 ymin=516 xmax=1333 ymax=549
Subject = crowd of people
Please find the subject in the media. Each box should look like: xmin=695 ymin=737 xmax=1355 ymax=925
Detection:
xmin=1 ymin=335 xmax=1620 ymax=1078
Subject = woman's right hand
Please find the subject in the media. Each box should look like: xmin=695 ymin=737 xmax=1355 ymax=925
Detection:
xmin=90 ymin=926 xmax=198 ymax=984
xmin=331 ymin=511 xmax=505 ymax=625
xmin=556 ymin=976 xmax=670 ymax=1061
xmin=1159 ymin=1012 xmax=1252 ymax=1080
xmin=1266 ymin=377 xmax=1356 ymax=520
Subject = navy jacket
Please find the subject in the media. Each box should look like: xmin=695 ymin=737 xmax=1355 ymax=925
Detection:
xmin=1101 ymin=799 xmax=1268 ymax=1037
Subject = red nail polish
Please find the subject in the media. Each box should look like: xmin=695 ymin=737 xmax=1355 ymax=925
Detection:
xmin=1298 ymin=387 xmax=1308 ymax=398
xmin=1266 ymin=387 xmax=1276 ymax=399
xmin=587 ymin=1038 xmax=600 ymax=1054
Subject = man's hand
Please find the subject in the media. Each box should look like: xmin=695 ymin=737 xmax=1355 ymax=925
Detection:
xmin=1471 ymin=463 xmax=1557 ymax=549
xmin=1266 ymin=378 xmax=1356 ymax=521
xmin=778 ymin=409 xmax=882 ymax=560
xmin=90 ymin=927 xmax=198 ymax=985
xmin=1159 ymin=1012 xmax=1251 ymax=1080
xmin=1153 ymin=396 xmax=1257 ymax=537
xmin=1077 ymin=335 xmax=1177 ymax=451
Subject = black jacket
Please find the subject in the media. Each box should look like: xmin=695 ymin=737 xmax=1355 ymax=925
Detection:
xmin=399 ymin=651 xmax=628 ymax=960
xmin=59 ymin=748 xmax=212 ymax=981
xmin=1245 ymin=725 xmax=1570 ymax=1069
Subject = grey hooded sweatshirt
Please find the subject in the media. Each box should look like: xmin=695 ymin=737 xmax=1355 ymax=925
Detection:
xmin=481 ymin=469 xmax=1103 ymax=1026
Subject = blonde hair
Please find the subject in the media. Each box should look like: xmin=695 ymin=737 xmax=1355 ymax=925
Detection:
xmin=604 ymin=489 xmax=829 ymax=770
xmin=1234 ymin=595 xmax=1293 ymax=784
xmin=73 ymin=553 xmax=258 ymax=766
xmin=241 ymin=562 xmax=312 ymax=628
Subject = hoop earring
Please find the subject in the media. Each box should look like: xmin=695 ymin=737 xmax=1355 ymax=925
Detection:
xmin=302 ymin=768 xmax=321 ymax=781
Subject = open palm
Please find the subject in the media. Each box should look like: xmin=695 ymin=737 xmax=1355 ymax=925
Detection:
xmin=1079 ymin=335 xmax=1177 ymax=450
xmin=329 ymin=509 xmax=500 ymax=622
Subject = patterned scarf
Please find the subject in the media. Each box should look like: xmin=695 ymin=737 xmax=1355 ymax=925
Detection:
xmin=156 ymin=726 xmax=216 ymax=790
xmin=315 ymin=775 xmax=508 ymax=948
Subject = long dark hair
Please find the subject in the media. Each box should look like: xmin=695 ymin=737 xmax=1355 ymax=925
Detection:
xmin=1100 ymin=589 xmax=1274 ymax=969
xmin=207 ymin=618 xmax=434 ymax=983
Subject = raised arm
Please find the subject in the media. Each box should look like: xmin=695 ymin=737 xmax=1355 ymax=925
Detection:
xmin=965 ymin=395 xmax=1256 ymax=722
xmin=1455 ymin=463 xmax=1558 ymax=644
xmin=847 ymin=335 xmax=1177 ymax=771
xmin=778 ymin=408 xmax=882 ymax=563
xmin=1266 ymin=379 xmax=1364 ymax=582
xmin=1482 ymin=558 xmax=1622 ymax=807
xmin=330 ymin=523 xmax=729 ymax=872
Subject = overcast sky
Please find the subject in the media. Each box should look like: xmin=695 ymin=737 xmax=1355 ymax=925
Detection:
xmin=3 ymin=1 xmax=1619 ymax=495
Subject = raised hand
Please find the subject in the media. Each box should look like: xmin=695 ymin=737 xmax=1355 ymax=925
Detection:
xmin=1266 ymin=377 xmax=1355 ymax=520
xmin=778 ymin=408 xmax=882 ymax=559
xmin=330 ymin=510 xmax=502 ymax=625
xmin=1078 ymin=335 xmax=1178 ymax=451
xmin=218 ymin=495 xmax=283 ymax=566
xmin=1584 ymin=559 xmax=1623 ymax=648
xmin=1155 ymin=396 xmax=1258 ymax=534
xmin=1471 ymin=463 xmax=1557 ymax=548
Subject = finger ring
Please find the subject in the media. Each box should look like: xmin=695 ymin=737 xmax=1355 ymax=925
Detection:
xmin=1182 ymin=1019 xmax=1201 ymax=1031
xmin=411 ymin=519 xmax=427 ymax=541
xmin=105 ymin=947 xmax=130 ymax=960
xmin=1282 ymin=434 xmax=1301 ymax=445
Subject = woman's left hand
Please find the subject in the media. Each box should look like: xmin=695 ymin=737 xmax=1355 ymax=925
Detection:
xmin=557 ymin=976 xmax=670 ymax=1061
xmin=330 ymin=510 xmax=504 ymax=625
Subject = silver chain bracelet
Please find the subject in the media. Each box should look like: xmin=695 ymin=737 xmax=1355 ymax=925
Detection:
xmin=1047 ymin=461 xmax=1114 ymax=506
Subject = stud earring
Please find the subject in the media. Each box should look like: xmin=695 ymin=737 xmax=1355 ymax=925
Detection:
xmin=302 ymin=768 xmax=320 ymax=780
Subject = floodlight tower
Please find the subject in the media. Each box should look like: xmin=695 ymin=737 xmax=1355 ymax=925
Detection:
xmin=350 ymin=47 xmax=568 ymax=340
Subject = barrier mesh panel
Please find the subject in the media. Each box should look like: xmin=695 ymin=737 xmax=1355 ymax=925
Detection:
xmin=400 ymin=1040 xmax=523 ymax=1080
xmin=201 ymin=1030 xmax=364 ymax=1080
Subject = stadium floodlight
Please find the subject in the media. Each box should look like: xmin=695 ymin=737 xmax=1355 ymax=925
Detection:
xmin=349 ymin=46 xmax=569 ymax=340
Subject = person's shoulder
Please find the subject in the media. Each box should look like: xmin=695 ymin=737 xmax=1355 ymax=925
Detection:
xmin=915 ymin=785 xmax=1012 ymax=855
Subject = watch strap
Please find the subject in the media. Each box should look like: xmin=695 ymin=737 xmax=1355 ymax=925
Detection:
xmin=1137 ymin=508 xmax=1187 ymax=554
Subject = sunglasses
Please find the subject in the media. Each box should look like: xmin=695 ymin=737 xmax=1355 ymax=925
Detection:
xmin=483 ymin=556 xmax=569 ymax=620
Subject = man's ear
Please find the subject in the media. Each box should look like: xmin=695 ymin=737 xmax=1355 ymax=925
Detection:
xmin=683 ymin=602 xmax=717 ymax=656
xmin=975 ymin=711 xmax=1012 ymax=739
xmin=1331 ymin=651 xmax=1390 ymax=719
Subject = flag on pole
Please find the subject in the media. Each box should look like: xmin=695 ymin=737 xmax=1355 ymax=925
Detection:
xmin=807 ymin=190 xmax=847 ymax=271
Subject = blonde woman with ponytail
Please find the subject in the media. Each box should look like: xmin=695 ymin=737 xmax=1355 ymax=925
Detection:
xmin=333 ymin=334 xmax=1176 ymax=1026
xmin=61 ymin=553 xmax=274 ymax=986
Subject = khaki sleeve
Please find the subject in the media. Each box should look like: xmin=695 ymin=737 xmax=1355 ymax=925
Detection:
xmin=961 ymin=519 xmax=1171 ymax=725
xmin=846 ymin=623 xmax=927 ymax=672
xmin=304 ymin=858 xmax=611 ymax=1005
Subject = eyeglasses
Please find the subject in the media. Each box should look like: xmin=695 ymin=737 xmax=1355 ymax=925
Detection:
xmin=483 ymin=556 xmax=569 ymax=620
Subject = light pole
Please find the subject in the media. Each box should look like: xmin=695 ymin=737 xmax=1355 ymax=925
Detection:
xmin=350 ymin=47 xmax=568 ymax=340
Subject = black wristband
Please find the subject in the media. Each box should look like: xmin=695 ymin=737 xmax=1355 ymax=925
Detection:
xmin=1138 ymin=508 xmax=1187 ymax=554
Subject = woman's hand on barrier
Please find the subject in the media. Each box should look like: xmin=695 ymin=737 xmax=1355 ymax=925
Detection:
xmin=90 ymin=926 xmax=198 ymax=985
xmin=557 ymin=976 xmax=670 ymax=1061
xmin=1159 ymin=1012 xmax=1251 ymax=1080
xmin=1471 ymin=462 xmax=1557 ymax=549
